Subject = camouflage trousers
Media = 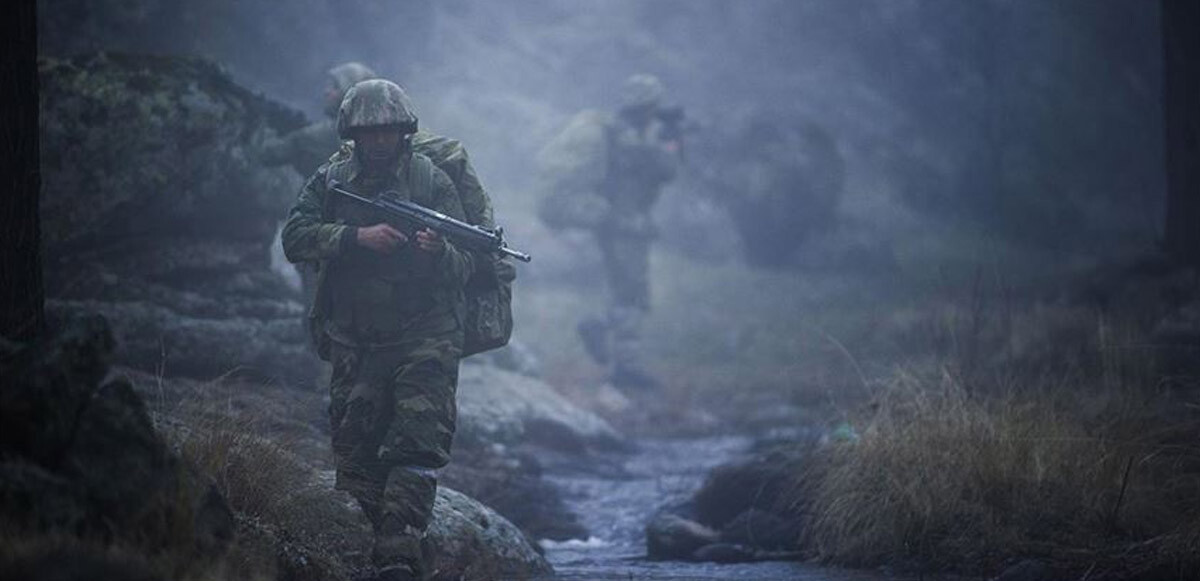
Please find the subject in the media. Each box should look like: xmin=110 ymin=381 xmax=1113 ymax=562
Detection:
xmin=579 ymin=233 xmax=653 ymax=386
xmin=326 ymin=323 xmax=461 ymax=574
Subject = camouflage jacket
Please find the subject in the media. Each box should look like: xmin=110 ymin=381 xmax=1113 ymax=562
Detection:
xmin=281 ymin=146 xmax=475 ymax=345
xmin=263 ymin=120 xmax=495 ymax=235
xmin=535 ymin=110 xmax=679 ymax=236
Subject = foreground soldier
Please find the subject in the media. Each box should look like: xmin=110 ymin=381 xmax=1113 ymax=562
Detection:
xmin=266 ymin=63 xmax=495 ymax=317
xmin=263 ymin=61 xmax=494 ymax=229
xmin=536 ymin=74 xmax=683 ymax=390
xmin=281 ymin=79 xmax=479 ymax=581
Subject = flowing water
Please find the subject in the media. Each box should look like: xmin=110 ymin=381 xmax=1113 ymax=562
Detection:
xmin=533 ymin=435 xmax=887 ymax=581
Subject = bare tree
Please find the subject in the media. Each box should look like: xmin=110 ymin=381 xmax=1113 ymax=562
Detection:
xmin=1163 ymin=0 xmax=1200 ymax=266
xmin=0 ymin=0 xmax=43 ymax=341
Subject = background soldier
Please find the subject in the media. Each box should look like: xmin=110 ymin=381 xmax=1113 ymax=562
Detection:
xmin=281 ymin=79 xmax=481 ymax=581
xmin=536 ymin=73 xmax=683 ymax=390
xmin=262 ymin=62 xmax=378 ymax=177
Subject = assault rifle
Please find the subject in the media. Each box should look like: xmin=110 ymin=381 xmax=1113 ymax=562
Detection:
xmin=328 ymin=180 xmax=532 ymax=263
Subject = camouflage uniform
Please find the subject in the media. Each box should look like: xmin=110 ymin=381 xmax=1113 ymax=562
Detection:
xmin=281 ymin=80 xmax=479 ymax=580
xmin=264 ymin=64 xmax=495 ymax=373
xmin=536 ymin=74 xmax=681 ymax=388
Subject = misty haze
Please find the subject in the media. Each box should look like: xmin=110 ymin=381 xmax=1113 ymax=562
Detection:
xmin=3 ymin=2 xmax=1199 ymax=580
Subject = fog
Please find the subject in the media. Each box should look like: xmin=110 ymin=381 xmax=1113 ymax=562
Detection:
xmin=40 ymin=0 xmax=1165 ymax=248
xmin=28 ymin=2 xmax=1187 ymax=578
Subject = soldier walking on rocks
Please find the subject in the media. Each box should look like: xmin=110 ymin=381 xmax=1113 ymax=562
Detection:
xmin=281 ymin=79 xmax=486 ymax=581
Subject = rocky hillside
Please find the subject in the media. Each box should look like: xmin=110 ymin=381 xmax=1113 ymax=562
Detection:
xmin=20 ymin=49 xmax=640 ymax=580
xmin=40 ymin=53 xmax=315 ymax=383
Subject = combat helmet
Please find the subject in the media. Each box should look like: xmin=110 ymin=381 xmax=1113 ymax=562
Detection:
xmin=336 ymin=79 xmax=419 ymax=139
xmin=620 ymin=73 xmax=666 ymax=111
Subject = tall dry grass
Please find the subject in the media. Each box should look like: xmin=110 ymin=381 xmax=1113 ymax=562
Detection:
xmin=787 ymin=284 xmax=1200 ymax=579
xmin=161 ymin=399 xmax=372 ymax=581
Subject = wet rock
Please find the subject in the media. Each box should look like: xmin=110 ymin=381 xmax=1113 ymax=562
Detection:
xmin=456 ymin=363 xmax=625 ymax=451
xmin=442 ymin=445 xmax=588 ymax=542
xmin=233 ymin=514 xmax=352 ymax=581
xmin=691 ymin=542 xmax=757 ymax=563
xmin=427 ymin=487 xmax=555 ymax=580
xmin=645 ymin=513 xmax=720 ymax=560
xmin=691 ymin=445 xmax=807 ymax=529
xmin=719 ymin=508 xmax=803 ymax=551
xmin=646 ymin=442 xmax=811 ymax=563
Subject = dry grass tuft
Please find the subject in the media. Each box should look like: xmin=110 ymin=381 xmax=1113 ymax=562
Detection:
xmin=160 ymin=396 xmax=370 ymax=581
xmin=786 ymin=292 xmax=1200 ymax=578
xmin=170 ymin=412 xmax=310 ymax=523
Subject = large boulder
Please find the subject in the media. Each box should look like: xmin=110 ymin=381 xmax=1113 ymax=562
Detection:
xmin=39 ymin=53 xmax=303 ymax=252
xmin=0 ymin=315 xmax=235 ymax=577
xmin=117 ymin=362 xmax=557 ymax=579
xmin=441 ymin=444 xmax=589 ymax=542
xmin=455 ymin=362 xmax=625 ymax=452
xmin=645 ymin=443 xmax=811 ymax=563
xmin=427 ymin=487 xmax=555 ymax=580
xmin=39 ymin=53 xmax=317 ymax=382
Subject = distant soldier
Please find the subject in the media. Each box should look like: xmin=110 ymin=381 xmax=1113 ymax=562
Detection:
xmin=281 ymin=79 xmax=486 ymax=581
xmin=262 ymin=62 xmax=378 ymax=177
xmin=536 ymin=74 xmax=683 ymax=389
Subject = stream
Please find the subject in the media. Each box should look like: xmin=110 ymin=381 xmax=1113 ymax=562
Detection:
xmin=532 ymin=435 xmax=888 ymax=581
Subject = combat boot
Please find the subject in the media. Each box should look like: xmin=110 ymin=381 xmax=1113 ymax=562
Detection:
xmin=372 ymin=530 xmax=426 ymax=581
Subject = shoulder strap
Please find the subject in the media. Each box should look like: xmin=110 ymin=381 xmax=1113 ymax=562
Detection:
xmin=321 ymin=151 xmax=357 ymax=219
xmin=408 ymin=152 xmax=435 ymax=206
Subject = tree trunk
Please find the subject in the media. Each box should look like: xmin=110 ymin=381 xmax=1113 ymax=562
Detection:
xmin=1162 ymin=0 xmax=1200 ymax=266
xmin=0 ymin=0 xmax=42 ymax=341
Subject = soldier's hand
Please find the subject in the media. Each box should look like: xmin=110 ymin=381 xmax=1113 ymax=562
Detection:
xmin=356 ymin=224 xmax=407 ymax=254
xmin=415 ymin=228 xmax=445 ymax=255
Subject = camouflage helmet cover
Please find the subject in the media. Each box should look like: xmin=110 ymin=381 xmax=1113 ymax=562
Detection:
xmin=327 ymin=62 xmax=377 ymax=94
xmin=620 ymin=73 xmax=666 ymax=110
xmin=336 ymin=79 xmax=419 ymax=139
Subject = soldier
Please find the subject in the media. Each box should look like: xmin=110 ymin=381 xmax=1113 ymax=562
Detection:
xmin=263 ymin=62 xmax=494 ymax=231
xmin=266 ymin=63 xmax=495 ymax=260
xmin=536 ymin=73 xmax=683 ymax=390
xmin=281 ymin=79 xmax=482 ymax=581
xmin=262 ymin=62 xmax=378 ymax=177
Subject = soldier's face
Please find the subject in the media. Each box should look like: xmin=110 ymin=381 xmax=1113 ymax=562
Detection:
xmin=354 ymin=126 xmax=404 ymax=165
